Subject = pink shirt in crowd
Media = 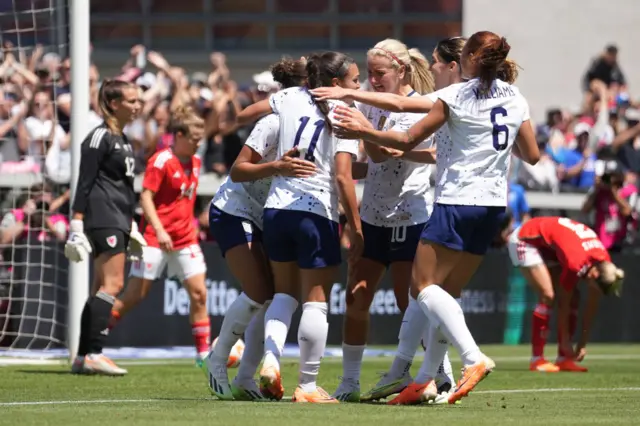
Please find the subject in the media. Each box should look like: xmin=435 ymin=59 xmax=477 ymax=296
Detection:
xmin=11 ymin=209 xmax=69 ymax=242
xmin=593 ymin=183 xmax=638 ymax=249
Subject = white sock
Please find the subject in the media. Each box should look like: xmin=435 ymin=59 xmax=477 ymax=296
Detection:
xmin=263 ymin=293 xmax=298 ymax=371
xmin=396 ymin=296 xmax=428 ymax=361
xmin=415 ymin=324 xmax=449 ymax=383
xmin=417 ymin=285 xmax=481 ymax=367
xmin=298 ymin=302 xmax=329 ymax=393
xmin=341 ymin=343 xmax=365 ymax=382
xmin=236 ymin=300 xmax=270 ymax=383
xmin=420 ymin=325 xmax=453 ymax=386
xmin=213 ymin=292 xmax=261 ymax=362
xmin=438 ymin=351 xmax=455 ymax=386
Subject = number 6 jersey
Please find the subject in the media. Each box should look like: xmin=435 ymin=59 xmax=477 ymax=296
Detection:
xmin=432 ymin=78 xmax=530 ymax=207
xmin=264 ymin=87 xmax=360 ymax=222
xmin=141 ymin=148 xmax=201 ymax=250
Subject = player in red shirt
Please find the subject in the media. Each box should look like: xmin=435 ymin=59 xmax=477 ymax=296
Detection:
xmin=107 ymin=106 xmax=229 ymax=367
xmin=505 ymin=216 xmax=624 ymax=372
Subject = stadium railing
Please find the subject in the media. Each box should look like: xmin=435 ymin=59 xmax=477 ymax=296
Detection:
xmin=0 ymin=172 xmax=588 ymax=210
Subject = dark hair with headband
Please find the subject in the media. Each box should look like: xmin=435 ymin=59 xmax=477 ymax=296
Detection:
xmin=305 ymin=51 xmax=356 ymax=133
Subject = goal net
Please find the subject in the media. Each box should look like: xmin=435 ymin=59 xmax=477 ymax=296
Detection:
xmin=0 ymin=0 xmax=70 ymax=363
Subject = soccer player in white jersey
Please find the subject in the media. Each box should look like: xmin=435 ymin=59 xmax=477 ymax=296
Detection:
xmin=332 ymin=37 xmax=476 ymax=404
xmin=331 ymin=38 xmax=443 ymax=403
xmin=205 ymin=58 xmax=315 ymax=401
xmin=238 ymin=52 xmax=362 ymax=403
xmin=315 ymin=37 xmax=470 ymax=404
xmin=317 ymin=32 xmax=541 ymax=404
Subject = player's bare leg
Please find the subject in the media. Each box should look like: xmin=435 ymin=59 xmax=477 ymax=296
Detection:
xmin=108 ymin=276 xmax=153 ymax=331
xmin=73 ymin=252 xmax=127 ymax=376
xmin=336 ymin=257 xmax=385 ymax=402
xmin=521 ymin=265 xmax=560 ymax=373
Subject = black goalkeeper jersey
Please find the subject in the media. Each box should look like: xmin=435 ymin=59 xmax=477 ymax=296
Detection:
xmin=72 ymin=124 xmax=136 ymax=233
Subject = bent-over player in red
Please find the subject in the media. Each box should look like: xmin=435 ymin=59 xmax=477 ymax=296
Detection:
xmin=506 ymin=216 xmax=624 ymax=372
xmin=108 ymin=106 xmax=222 ymax=367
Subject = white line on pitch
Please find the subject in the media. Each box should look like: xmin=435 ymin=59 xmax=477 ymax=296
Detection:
xmin=475 ymin=387 xmax=640 ymax=394
xmin=3 ymin=353 xmax=640 ymax=368
xmin=2 ymin=387 xmax=640 ymax=407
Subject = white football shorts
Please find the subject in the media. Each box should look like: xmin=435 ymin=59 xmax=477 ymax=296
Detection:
xmin=129 ymin=244 xmax=207 ymax=281
xmin=507 ymin=227 xmax=544 ymax=268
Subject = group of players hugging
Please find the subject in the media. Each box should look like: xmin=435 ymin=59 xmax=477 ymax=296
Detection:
xmin=63 ymin=30 xmax=624 ymax=406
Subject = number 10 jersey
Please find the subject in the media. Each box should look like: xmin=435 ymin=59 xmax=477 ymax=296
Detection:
xmin=264 ymin=87 xmax=360 ymax=223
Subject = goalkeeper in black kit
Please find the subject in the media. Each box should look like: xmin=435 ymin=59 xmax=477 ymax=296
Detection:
xmin=65 ymin=80 xmax=147 ymax=376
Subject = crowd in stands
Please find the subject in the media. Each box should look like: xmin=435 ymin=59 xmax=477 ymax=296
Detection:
xmin=0 ymin=42 xmax=638 ymax=254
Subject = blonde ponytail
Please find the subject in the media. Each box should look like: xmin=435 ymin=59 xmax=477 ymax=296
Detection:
xmin=368 ymin=39 xmax=435 ymax=95
xmin=407 ymin=48 xmax=435 ymax=94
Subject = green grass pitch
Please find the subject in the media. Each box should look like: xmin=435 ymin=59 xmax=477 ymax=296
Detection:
xmin=2 ymin=344 xmax=640 ymax=425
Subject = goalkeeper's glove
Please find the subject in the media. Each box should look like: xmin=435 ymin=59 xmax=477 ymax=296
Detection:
xmin=64 ymin=220 xmax=93 ymax=262
xmin=127 ymin=221 xmax=147 ymax=262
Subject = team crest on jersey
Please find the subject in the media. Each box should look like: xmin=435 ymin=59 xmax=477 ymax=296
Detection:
xmin=377 ymin=116 xmax=387 ymax=130
xmin=106 ymin=235 xmax=117 ymax=248
xmin=173 ymin=171 xmax=181 ymax=179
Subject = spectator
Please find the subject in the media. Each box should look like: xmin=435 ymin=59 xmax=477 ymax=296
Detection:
xmin=0 ymin=83 xmax=28 ymax=163
xmin=582 ymin=162 xmax=636 ymax=252
xmin=583 ymin=45 xmax=627 ymax=94
xmin=557 ymin=122 xmax=596 ymax=192
xmin=23 ymin=89 xmax=70 ymax=184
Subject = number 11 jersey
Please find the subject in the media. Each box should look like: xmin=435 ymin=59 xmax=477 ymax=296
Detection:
xmin=264 ymin=87 xmax=360 ymax=222
xmin=433 ymin=78 xmax=530 ymax=207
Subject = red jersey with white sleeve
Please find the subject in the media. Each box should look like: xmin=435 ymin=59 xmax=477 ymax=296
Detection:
xmin=518 ymin=217 xmax=611 ymax=290
xmin=141 ymin=149 xmax=201 ymax=250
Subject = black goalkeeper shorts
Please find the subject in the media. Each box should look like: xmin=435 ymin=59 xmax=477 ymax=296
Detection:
xmin=86 ymin=228 xmax=130 ymax=257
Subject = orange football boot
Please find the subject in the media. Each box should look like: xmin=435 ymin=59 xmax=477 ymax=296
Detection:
xmin=387 ymin=381 xmax=438 ymax=405
xmin=292 ymin=386 xmax=339 ymax=403
xmin=530 ymin=358 xmax=560 ymax=372
xmin=259 ymin=366 xmax=285 ymax=400
xmin=448 ymin=355 xmax=495 ymax=404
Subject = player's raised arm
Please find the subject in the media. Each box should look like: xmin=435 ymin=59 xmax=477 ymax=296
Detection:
xmin=333 ymin=100 xmax=447 ymax=152
xmin=380 ymin=146 xmax=437 ymax=164
xmin=310 ymin=86 xmax=434 ymax=113
xmin=236 ymin=99 xmax=273 ymax=126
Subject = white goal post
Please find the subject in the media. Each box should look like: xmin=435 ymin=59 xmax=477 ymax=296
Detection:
xmin=67 ymin=0 xmax=90 ymax=363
